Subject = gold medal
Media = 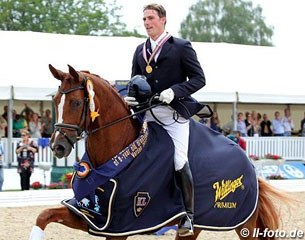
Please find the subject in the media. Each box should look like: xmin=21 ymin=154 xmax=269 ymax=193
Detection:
xmin=142 ymin=33 xmax=171 ymax=74
xmin=146 ymin=65 xmax=153 ymax=74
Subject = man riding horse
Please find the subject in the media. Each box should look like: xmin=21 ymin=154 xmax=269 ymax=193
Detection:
xmin=125 ymin=3 xmax=206 ymax=237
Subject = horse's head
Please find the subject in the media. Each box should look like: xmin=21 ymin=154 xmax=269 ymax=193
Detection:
xmin=49 ymin=64 xmax=140 ymax=163
xmin=49 ymin=64 xmax=100 ymax=158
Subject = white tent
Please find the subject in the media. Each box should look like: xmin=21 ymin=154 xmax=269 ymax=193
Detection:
xmin=0 ymin=30 xmax=304 ymax=103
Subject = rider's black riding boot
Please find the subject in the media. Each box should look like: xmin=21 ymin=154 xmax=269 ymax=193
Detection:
xmin=176 ymin=162 xmax=194 ymax=237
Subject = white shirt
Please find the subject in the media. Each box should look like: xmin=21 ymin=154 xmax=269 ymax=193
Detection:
xmin=282 ymin=116 xmax=294 ymax=132
xmin=149 ymin=31 xmax=168 ymax=61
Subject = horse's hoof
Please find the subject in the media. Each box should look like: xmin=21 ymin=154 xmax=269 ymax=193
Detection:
xmin=29 ymin=226 xmax=45 ymax=240
xmin=178 ymin=228 xmax=194 ymax=237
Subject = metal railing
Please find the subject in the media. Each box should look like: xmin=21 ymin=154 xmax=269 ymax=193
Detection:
xmin=244 ymin=136 xmax=305 ymax=159
xmin=1 ymin=137 xmax=305 ymax=167
xmin=0 ymin=138 xmax=85 ymax=168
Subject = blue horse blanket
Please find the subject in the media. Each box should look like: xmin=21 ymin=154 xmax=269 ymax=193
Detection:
xmin=62 ymin=119 xmax=258 ymax=237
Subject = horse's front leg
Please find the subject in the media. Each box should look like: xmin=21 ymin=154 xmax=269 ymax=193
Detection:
xmin=29 ymin=205 xmax=87 ymax=240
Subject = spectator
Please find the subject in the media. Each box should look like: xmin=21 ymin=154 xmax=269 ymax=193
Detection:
xmin=0 ymin=115 xmax=7 ymax=138
xmin=251 ymin=110 xmax=260 ymax=137
xmin=301 ymin=112 xmax=305 ymax=136
xmin=2 ymin=105 xmax=8 ymax=120
xmin=15 ymin=130 xmax=38 ymax=190
xmin=210 ymin=111 xmax=222 ymax=133
xmin=237 ymin=112 xmax=247 ymax=137
xmin=29 ymin=113 xmax=42 ymax=138
xmin=282 ymin=108 xmax=294 ymax=136
xmin=0 ymin=137 xmax=4 ymax=191
xmin=13 ymin=110 xmax=28 ymax=137
xmin=234 ymin=130 xmax=246 ymax=151
xmin=260 ymin=113 xmax=272 ymax=136
xmin=227 ymin=130 xmax=246 ymax=151
xmin=20 ymin=103 xmax=34 ymax=126
xmin=222 ymin=115 xmax=234 ymax=135
xmin=2 ymin=105 xmax=8 ymax=137
xmin=271 ymin=111 xmax=284 ymax=136
xmin=245 ymin=112 xmax=254 ymax=137
xmin=256 ymin=112 xmax=262 ymax=136
xmin=41 ymin=109 xmax=53 ymax=138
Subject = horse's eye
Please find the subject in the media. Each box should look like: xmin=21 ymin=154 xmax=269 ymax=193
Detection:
xmin=71 ymin=99 xmax=82 ymax=108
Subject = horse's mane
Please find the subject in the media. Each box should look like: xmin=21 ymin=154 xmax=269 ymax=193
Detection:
xmin=80 ymin=70 xmax=129 ymax=109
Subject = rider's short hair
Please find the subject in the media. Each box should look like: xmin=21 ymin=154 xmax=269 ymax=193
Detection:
xmin=143 ymin=3 xmax=166 ymax=18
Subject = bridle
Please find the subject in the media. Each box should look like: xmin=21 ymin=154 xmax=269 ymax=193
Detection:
xmin=53 ymin=77 xmax=89 ymax=147
xmin=53 ymin=76 xmax=163 ymax=148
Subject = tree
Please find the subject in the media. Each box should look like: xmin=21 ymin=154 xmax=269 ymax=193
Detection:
xmin=0 ymin=0 xmax=132 ymax=36
xmin=180 ymin=0 xmax=274 ymax=46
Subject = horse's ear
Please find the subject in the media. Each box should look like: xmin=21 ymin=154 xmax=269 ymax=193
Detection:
xmin=49 ymin=64 xmax=64 ymax=81
xmin=68 ymin=64 xmax=79 ymax=81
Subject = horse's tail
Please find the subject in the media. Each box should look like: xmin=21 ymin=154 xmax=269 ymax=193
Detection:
xmin=256 ymin=177 xmax=293 ymax=239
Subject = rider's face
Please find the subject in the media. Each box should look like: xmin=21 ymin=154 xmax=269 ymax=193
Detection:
xmin=143 ymin=9 xmax=166 ymax=40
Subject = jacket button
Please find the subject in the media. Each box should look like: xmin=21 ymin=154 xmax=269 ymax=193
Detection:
xmin=155 ymin=80 xmax=159 ymax=83
xmin=155 ymin=66 xmax=158 ymax=69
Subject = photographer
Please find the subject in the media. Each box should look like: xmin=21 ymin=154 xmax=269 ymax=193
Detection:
xmin=15 ymin=130 xmax=38 ymax=190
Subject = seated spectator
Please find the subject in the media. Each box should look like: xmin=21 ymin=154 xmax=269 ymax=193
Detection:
xmin=234 ymin=130 xmax=246 ymax=151
xmin=227 ymin=130 xmax=246 ymax=151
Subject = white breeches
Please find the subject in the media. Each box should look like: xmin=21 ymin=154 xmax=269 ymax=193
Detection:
xmin=145 ymin=106 xmax=189 ymax=171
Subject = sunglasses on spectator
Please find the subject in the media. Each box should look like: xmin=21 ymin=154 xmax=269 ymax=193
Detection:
xmin=21 ymin=134 xmax=27 ymax=137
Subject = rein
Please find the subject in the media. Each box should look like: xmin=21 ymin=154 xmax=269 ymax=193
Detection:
xmin=89 ymin=101 xmax=164 ymax=134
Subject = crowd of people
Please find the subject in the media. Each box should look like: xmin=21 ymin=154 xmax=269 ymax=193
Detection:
xmin=200 ymin=108 xmax=305 ymax=151
xmin=203 ymin=108 xmax=305 ymax=137
xmin=0 ymin=104 xmax=52 ymax=191
xmin=1 ymin=104 xmax=53 ymax=139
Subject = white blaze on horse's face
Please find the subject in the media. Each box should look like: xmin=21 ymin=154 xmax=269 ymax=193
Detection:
xmin=55 ymin=94 xmax=66 ymax=139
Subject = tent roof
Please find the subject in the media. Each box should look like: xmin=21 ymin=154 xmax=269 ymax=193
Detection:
xmin=0 ymin=31 xmax=304 ymax=103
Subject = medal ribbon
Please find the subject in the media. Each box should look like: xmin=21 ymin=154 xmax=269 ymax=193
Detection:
xmin=142 ymin=33 xmax=171 ymax=66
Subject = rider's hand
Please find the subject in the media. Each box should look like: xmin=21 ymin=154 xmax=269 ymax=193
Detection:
xmin=124 ymin=96 xmax=139 ymax=106
xmin=159 ymin=88 xmax=175 ymax=104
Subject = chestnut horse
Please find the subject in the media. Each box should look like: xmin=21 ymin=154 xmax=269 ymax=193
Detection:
xmin=29 ymin=65 xmax=289 ymax=240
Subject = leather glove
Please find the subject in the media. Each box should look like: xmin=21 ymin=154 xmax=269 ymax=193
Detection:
xmin=124 ymin=96 xmax=139 ymax=106
xmin=159 ymin=88 xmax=175 ymax=104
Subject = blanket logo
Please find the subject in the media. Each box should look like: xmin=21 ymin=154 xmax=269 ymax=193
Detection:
xmin=212 ymin=175 xmax=244 ymax=209
xmin=134 ymin=192 xmax=151 ymax=217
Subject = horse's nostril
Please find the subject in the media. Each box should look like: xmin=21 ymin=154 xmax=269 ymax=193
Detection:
xmin=55 ymin=145 xmax=65 ymax=152
xmin=53 ymin=144 xmax=66 ymax=159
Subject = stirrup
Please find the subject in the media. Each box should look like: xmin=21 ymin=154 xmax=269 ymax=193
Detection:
xmin=178 ymin=215 xmax=194 ymax=237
